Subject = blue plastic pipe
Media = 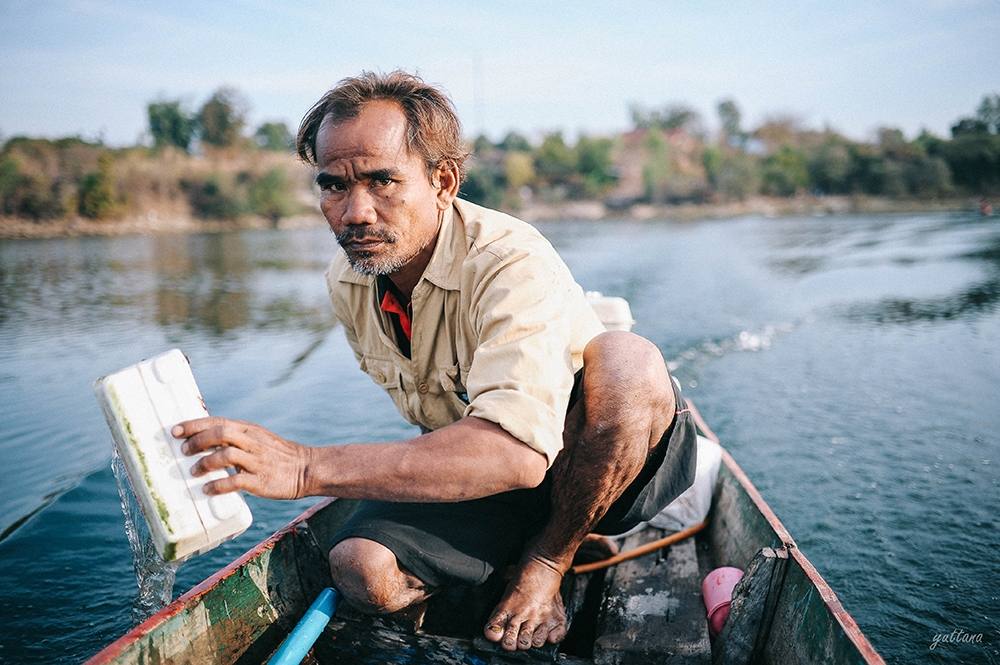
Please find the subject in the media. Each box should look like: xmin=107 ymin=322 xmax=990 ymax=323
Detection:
xmin=267 ymin=587 xmax=339 ymax=665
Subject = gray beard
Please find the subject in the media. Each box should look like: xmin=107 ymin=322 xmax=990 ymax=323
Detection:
xmin=344 ymin=249 xmax=408 ymax=276
xmin=336 ymin=219 xmax=436 ymax=277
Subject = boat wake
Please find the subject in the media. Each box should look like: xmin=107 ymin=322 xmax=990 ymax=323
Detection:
xmin=111 ymin=451 xmax=180 ymax=625
xmin=667 ymin=322 xmax=797 ymax=373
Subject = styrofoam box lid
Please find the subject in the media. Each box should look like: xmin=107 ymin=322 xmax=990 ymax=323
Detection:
xmin=94 ymin=349 xmax=252 ymax=561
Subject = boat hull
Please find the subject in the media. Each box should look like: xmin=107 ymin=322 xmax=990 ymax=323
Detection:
xmin=88 ymin=423 xmax=882 ymax=664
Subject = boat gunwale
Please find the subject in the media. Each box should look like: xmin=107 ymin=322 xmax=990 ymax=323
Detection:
xmin=717 ymin=445 xmax=884 ymax=665
xmin=85 ymin=497 xmax=338 ymax=664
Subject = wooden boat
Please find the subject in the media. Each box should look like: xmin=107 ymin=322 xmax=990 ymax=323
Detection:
xmin=87 ymin=404 xmax=884 ymax=664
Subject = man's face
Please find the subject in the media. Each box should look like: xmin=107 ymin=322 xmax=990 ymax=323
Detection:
xmin=315 ymin=100 xmax=441 ymax=276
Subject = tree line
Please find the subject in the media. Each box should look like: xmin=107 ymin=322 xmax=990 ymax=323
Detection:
xmin=462 ymin=94 xmax=1000 ymax=210
xmin=0 ymin=87 xmax=301 ymax=223
xmin=0 ymin=88 xmax=997 ymax=224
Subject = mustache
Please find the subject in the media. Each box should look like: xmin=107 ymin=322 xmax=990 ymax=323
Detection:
xmin=335 ymin=227 xmax=398 ymax=245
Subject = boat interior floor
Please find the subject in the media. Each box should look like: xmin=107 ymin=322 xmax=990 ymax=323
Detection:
xmin=302 ymin=526 xmax=713 ymax=665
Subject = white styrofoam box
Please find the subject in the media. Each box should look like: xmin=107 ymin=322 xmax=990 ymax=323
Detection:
xmin=585 ymin=291 xmax=636 ymax=332
xmin=94 ymin=349 xmax=253 ymax=562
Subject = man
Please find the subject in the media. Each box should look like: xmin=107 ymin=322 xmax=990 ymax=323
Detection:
xmin=174 ymin=70 xmax=696 ymax=652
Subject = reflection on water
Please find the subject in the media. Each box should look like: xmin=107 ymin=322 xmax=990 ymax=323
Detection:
xmin=0 ymin=213 xmax=998 ymax=663
xmin=0 ymin=230 xmax=339 ymax=540
xmin=843 ymin=276 xmax=1000 ymax=324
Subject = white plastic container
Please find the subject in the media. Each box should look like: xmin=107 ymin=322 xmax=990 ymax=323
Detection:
xmin=585 ymin=291 xmax=636 ymax=332
xmin=94 ymin=349 xmax=253 ymax=562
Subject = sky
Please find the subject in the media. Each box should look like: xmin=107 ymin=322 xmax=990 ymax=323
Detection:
xmin=1 ymin=1 xmax=998 ymax=147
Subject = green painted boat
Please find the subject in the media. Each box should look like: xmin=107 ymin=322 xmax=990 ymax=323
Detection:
xmin=86 ymin=403 xmax=884 ymax=664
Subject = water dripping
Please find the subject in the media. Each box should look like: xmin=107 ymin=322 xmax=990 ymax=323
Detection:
xmin=111 ymin=450 xmax=180 ymax=625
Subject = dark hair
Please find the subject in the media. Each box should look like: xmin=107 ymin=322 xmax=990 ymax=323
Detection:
xmin=297 ymin=70 xmax=467 ymax=183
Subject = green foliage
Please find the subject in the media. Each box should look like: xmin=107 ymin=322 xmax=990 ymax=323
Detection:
xmin=941 ymin=134 xmax=1000 ymax=192
xmin=704 ymin=147 xmax=759 ymax=199
xmin=248 ymin=168 xmax=298 ymax=222
xmin=575 ymin=135 xmax=616 ymax=195
xmin=78 ymin=153 xmax=118 ymax=219
xmin=642 ymin=130 xmax=671 ymax=203
xmin=503 ymin=151 xmax=535 ymax=191
xmin=808 ymin=141 xmax=852 ymax=194
xmin=254 ymin=122 xmax=293 ymax=152
xmin=472 ymin=135 xmax=494 ymax=155
xmin=871 ymin=160 xmax=908 ymax=198
xmin=0 ymin=157 xmax=65 ymax=220
xmin=534 ymin=132 xmax=577 ymax=184
xmin=498 ymin=131 xmax=532 ymax=152
xmin=630 ymin=103 xmax=702 ymax=133
xmin=975 ymin=94 xmax=1000 ymax=134
xmin=147 ymin=100 xmax=195 ymax=151
xmin=904 ymin=156 xmax=953 ymax=198
xmin=761 ymin=146 xmax=808 ymax=196
xmin=182 ymin=174 xmax=245 ymax=218
xmin=197 ymin=87 xmax=248 ymax=148
xmin=952 ymin=118 xmax=990 ymax=137
xmin=717 ymin=99 xmax=743 ymax=145
xmin=461 ymin=162 xmax=505 ymax=209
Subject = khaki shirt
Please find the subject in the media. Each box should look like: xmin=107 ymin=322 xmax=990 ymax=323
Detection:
xmin=325 ymin=198 xmax=606 ymax=466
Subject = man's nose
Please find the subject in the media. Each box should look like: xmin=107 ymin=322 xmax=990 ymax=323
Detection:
xmin=341 ymin=186 xmax=377 ymax=226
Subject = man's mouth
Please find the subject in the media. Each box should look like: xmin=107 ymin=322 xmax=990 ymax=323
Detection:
xmin=336 ymin=228 xmax=396 ymax=251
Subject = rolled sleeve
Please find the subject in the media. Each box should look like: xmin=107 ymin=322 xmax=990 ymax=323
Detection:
xmin=463 ymin=251 xmax=576 ymax=467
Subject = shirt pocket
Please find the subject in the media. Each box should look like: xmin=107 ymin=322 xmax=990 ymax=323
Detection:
xmin=360 ymin=355 xmax=399 ymax=389
xmin=359 ymin=355 xmax=413 ymax=419
xmin=438 ymin=363 xmax=471 ymax=405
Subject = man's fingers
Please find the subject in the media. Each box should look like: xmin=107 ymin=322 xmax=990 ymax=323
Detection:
xmin=181 ymin=422 xmax=256 ymax=455
xmin=170 ymin=416 xmax=230 ymax=439
xmin=203 ymin=473 xmax=249 ymax=495
xmin=192 ymin=446 xmax=253 ymax=476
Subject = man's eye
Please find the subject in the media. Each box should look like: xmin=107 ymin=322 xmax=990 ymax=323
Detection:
xmin=372 ymin=177 xmax=393 ymax=188
xmin=321 ymin=181 xmax=347 ymax=192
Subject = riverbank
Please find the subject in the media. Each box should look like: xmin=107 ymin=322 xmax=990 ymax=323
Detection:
xmin=0 ymin=195 xmax=974 ymax=240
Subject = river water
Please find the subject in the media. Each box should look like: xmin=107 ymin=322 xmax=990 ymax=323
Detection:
xmin=0 ymin=212 xmax=997 ymax=663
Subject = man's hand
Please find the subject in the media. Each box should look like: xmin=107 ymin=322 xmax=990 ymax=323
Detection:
xmin=172 ymin=417 xmax=312 ymax=500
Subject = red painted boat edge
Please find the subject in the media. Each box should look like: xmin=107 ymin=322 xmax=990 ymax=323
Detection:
xmin=85 ymin=497 xmax=337 ymax=664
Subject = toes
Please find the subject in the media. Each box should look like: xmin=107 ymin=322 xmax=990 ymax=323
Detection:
xmin=501 ymin=619 xmax=523 ymax=651
xmin=531 ymin=623 xmax=549 ymax=648
xmin=484 ymin=612 xmax=508 ymax=643
xmin=547 ymin=619 xmax=568 ymax=644
xmin=517 ymin=622 xmax=539 ymax=651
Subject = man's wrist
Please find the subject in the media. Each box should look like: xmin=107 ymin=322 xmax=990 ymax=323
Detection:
xmin=297 ymin=444 xmax=316 ymax=499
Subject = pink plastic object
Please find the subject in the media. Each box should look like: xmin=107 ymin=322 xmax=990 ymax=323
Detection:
xmin=701 ymin=566 xmax=744 ymax=637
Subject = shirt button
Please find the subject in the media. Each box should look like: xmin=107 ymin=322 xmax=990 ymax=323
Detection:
xmin=374 ymin=372 xmax=385 ymax=383
xmin=417 ymin=382 xmax=429 ymax=394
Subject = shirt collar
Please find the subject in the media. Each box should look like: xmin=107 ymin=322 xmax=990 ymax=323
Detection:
xmin=419 ymin=203 xmax=462 ymax=291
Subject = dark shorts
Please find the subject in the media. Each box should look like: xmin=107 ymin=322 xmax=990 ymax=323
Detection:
xmin=330 ymin=372 xmax=698 ymax=587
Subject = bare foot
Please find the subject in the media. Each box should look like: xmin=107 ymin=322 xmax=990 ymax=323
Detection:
xmin=483 ymin=557 xmax=568 ymax=651
xmin=572 ymin=533 xmax=620 ymax=565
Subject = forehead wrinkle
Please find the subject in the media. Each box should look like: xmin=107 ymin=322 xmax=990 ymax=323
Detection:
xmin=316 ymin=104 xmax=413 ymax=168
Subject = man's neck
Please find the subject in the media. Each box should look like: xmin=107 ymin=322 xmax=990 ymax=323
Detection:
xmin=387 ymin=214 xmax=443 ymax=300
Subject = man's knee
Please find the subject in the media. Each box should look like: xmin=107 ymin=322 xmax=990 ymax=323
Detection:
xmin=580 ymin=331 xmax=674 ymax=420
xmin=328 ymin=538 xmax=415 ymax=614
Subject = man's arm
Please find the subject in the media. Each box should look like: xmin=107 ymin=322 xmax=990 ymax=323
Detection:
xmin=173 ymin=415 xmax=548 ymax=502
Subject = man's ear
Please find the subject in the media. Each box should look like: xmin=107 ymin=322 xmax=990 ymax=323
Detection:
xmin=433 ymin=160 xmax=461 ymax=210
